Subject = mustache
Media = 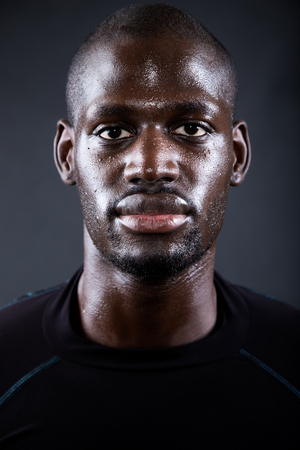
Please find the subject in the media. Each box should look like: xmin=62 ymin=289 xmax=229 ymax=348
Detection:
xmin=107 ymin=185 xmax=198 ymax=217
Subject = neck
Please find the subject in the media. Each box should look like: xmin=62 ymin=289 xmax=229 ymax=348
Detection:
xmin=77 ymin=227 xmax=217 ymax=349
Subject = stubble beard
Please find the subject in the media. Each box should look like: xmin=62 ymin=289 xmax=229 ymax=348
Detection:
xmin=101 ymin=221 xmax=211 ymax=279
xmin=78 ymin=184 xmax=226 ymax=280
xmin=98 ymin=195 xmax=227 ymax=280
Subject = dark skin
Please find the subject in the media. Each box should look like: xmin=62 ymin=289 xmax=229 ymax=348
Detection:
xmin=54 ymin=36 xmax=250 ymax=349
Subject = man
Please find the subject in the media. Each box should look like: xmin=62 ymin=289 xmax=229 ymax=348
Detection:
xmin=0 ymin=4 xmax=299 ymax=448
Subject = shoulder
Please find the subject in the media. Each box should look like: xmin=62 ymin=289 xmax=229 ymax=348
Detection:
xmin=217 ymin=274 xmax=300 ymax=390
xmin=215 ymin=271 xmax=300 ymax=334
xmin=0 ymin=283 xmax=65 ymax=332
xmin=0 ymin=283 xmax=66 ymax=396
xmin=234 ymin=283 xmax=300 ymax=339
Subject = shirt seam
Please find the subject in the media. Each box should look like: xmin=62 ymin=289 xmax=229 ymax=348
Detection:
xmin=0 ymin=285 xmax=63 ymax=311
xmin=239 ymin=348 xmax=300 ymax=402
xmin=236 ymin=285 xmax=279 ymax=301
xmin=0 ymin=356 xmax=61 ymax=408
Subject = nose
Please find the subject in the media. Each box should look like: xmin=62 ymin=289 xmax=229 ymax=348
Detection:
xmin=124 ymin=129 xmax=180 ymax=184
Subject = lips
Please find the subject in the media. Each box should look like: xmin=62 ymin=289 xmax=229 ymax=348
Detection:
xmin=116 ymin=193 xmax=190 ymax=233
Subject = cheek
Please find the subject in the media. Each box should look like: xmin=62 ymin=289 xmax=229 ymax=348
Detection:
xmin=73 ymin=148 xmax=105 ymax=238
xmin=75 ymin=141 xmax=119 ymax=205
xmin=74 ymin=142 xmax=128 ymax=254
xmin=201 ymin=139 xmax=234 ymax=241
xmin=183 ymin=136 xmax=234 ymax=212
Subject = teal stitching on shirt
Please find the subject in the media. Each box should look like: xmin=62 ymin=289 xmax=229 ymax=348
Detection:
xmin=0 ymin=285 xmax=62 ymax=311
xmin=0 ymin=356 xmax=60 ymax=407
xmin=237 ymin=286 xmax=279 ymax=301
xmin=239 ymin=349 xmax=300 ymax=400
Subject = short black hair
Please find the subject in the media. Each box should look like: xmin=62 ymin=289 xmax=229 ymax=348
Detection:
xmin=66 ymin=3 xmax=238 ymax=126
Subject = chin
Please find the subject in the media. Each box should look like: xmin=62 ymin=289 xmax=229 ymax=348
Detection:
xmin=101 ymin=227 xmax=209 ymax=279
xmin=105 ymin=251 xmax=206 ymax=279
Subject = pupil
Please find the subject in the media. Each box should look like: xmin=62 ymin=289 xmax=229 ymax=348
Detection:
xmin=108 ymin=127 xmax=122 ymax=138
xmin=184 ymin=124 xmax=198 ymax=135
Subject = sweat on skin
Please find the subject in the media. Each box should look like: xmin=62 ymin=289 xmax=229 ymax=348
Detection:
xmin=54 ymin=32 xmax=250 ymax=350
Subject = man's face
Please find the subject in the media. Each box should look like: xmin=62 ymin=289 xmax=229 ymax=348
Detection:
xmin=72 ymin=36 xmax=236 ymax=277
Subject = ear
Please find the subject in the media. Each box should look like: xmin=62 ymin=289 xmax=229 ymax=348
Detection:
xmin=54 ymin=119 xmax=76 ymax=186
xmin=230 ymin=120 xmax=251 ymax=186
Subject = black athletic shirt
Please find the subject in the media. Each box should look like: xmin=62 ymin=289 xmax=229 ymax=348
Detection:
xmin=0 ymin=267 xmax=299 ymax=449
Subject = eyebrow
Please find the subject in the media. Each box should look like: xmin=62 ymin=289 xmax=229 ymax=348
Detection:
xmin=90 ymin=105 xmax=132 ymax=117
xmin=87 ymin=100 xmax=218 ymax=121
xmin=163 ymin=101 xmax=218 ymax=116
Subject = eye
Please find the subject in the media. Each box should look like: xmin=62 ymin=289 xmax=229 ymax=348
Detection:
xmin=173 ymin=123 xmax=206 ymax=137
xmin=99 ymin=126 xmax=133 ymax=140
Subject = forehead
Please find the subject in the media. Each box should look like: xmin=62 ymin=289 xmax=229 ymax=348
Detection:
xmin=78 ymin=36 xmax=230 ymax=122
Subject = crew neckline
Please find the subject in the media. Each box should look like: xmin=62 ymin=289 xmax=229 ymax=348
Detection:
xmin=43 ymin=266 xmax=249 ymax=371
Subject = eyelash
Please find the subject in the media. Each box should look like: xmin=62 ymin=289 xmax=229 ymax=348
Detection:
xmin=94 ymin=122 xmax=211 ymax=141
xmin=172 ymin=123 xmax=209 ymax=137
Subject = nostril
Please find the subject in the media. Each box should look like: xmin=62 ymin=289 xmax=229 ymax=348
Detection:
xmin=130 ymin=178 xmax=144 ymax=184
xmin=160 ymin=177 xmax=176 ymax=183
xmin=124 ymin=153 xmax=180 ymax=183
xmin=129 ymin=176 xmax=176 ymax=184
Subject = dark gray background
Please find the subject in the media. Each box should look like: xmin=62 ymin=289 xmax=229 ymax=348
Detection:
xmin=1 ymin=0 xmax=299 ymax=308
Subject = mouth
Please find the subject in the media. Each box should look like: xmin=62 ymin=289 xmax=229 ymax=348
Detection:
xmin=115 ymin=193 xmax=190 ymax=233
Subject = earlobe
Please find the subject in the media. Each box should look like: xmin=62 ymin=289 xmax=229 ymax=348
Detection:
xmin=54 ymin=119 xmax=76 ymax=186
xmin=230 ymin=120 xmax=251 ymax=186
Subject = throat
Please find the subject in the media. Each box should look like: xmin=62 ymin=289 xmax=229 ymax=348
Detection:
xmin=76 ymin=245 xmax=218 ymax=349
